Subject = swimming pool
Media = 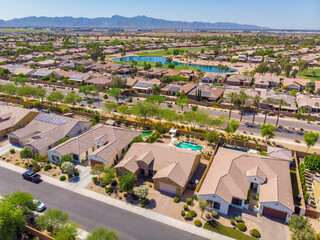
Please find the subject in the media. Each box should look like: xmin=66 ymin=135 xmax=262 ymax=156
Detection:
xmin=113 ymin=56 xmax=236 ymax=73
xmin=222 ymin=145 xmax=247 ymax=152
xmin=176 ymin=141 xmax=204 ymax=151
xmin=141 ymin=131 xmax=153 ymax=138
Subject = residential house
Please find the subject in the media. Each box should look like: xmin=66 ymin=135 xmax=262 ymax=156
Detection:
xmin=47 ymin=124 xmax=140 ymax=165
xmin=197 ymin=148 xmax=294 ymax=222
xmin=85 ymin=76 xmax=112 ymax=87
xmin=115 ymin=143 xmax=201 ymax=196
xmin=8 ymin=114 xmax=91 ymax=156
xmin=297 ymin=95 xmax=320 ymax=113
xmin=312 ymin=175 xmax=320 ymax=211
xmin=87 ymin=126 xmax=141 ymax=167
xmin=133 ymin=79 xmax=163 ymax=94
xmin=31 ymin=69 xmax=53 ymax=79
xmin=35 ymin=59 xmax=57 ymax=68
xmin=226 ymin=75 xmax=253 ymax=87
xmin=248 ymin=56 xmax=263 ymax=63
xmin=161 ymin=82 xmax=197 ymax=96
xmin=223 ymin=88 xmax=259 ymax=105
xmin=254 ymin=75 xmax=280 ymax=89
xmin=260 ymin=91 xmax=297 ymax=112
xmin=282 ymin=78 xmax=311 ymax=92
xmin=200 ymin=72 xmax=227 ymax=84
xmin=188 ymin=85 xmax=225 ymax=102
xmin=0 ymin=105 xmax=40 ymax=138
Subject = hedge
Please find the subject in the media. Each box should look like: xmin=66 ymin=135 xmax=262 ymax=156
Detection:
xmin=250 ymin=229 xmax=261 ymax=238
xmin=237 ymin=222 xmax=247 ymax=231
xmin=194 ymin=220 xmax=202 ymax=227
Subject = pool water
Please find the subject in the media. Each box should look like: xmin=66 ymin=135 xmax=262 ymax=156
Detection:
xmin=222 ymin=145 xmax=247 ymax=152
xmin=176 ymin=141 xmax=204 ymax=151
xmin=141 ymin=131 xmax=153 ymax=138
xmin=113 ymin=56 xmax=236 ymax=73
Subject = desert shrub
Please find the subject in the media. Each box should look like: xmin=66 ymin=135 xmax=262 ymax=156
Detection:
xmin=194 ymin=220 xmax=202 ymax=227
xmin=193 ymin=194 xmax=199 ymax=201
xmin=111 ymin=179 xmax=117 ymax=186
xmin=181 ymin=210 xmax=185 ymax=216
xmin=10 ymin=149 xmax=15 ymax=154
xmin=189 ymin=210 xmax=196 ymax=218
xmin=23 ymin=164 xmax=28 ymax=168
xmin=211 ymin=211 xmax=218 ymax=219
xmin=237 ymin=222 xmax=247 ymax=231
xmin=230 ymin=218 xmax=236 ymax=226
xmin=250 ymin=229 xmax=261 ymax=238
xmin=32 ymin=165 xmax=40 ymax=172
xmin=44 ymin=165 xmax=52 ymax=171
xmin=132 ymin=194 xmax=139 ymax=200
xmin=67 ymin=173 xmax=73 ymax=179
xmin=235 ymin=216 xmax=243 ymax=222
xmin=143 ymin=198 xmax=150 ymax=206
xmin=184 ymin=213 xmax=193 ymax=220
xmin=183 ymin=204 xmax=188 ymax=211
xmin=186 ymin=198 xmax=192 ymax=205
xmin=254 ymin=194 xmax=259 ymax=201
xmin=101 ymin=183 xmax=106 ymax=188
xmin=14 ymin=162 xmax=20 ymax=165
xmin=60 ymin=176 xmax=66 ymax=181
xmin=119 ymin=196 xmax=122 ymax=200
xmin=73 ymin=170 xmax=79 ymax=176
xmin=92 ymin=177 xmax=98 ymax=183
xmin=173 ymin=197 xmax=180 ymax=203
xmin=105 ymin=187 xmax=113 ymax=194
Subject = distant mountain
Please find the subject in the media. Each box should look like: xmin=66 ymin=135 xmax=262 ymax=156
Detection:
xmin=0 ymin=15 xmax=268 ymax=30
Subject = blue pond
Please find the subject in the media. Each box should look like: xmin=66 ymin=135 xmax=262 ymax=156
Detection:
xmin=113 ymin=56 xmax=236 ymax=73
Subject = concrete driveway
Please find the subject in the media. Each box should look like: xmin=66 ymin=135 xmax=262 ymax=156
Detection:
xmin=0 ymin=142 xmax=23 ymax=156
xmin=229 ymin=207 xmax=290 ymax=240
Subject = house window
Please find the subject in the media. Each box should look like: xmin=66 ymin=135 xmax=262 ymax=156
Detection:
xmin=72 ymin=154 xmax=79 ymax=161
xmin=231 ymin=197 xmax=242 ymax=206
xmin=213 ymin=202 xmax=220 ymax=210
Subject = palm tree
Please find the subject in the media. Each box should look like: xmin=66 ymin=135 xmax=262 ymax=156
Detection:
xmin=238 ymin=91 xmax=249 ymax=122
xmin=263 ymin=98 xmax=273 ymax=124
xmin=275 ymin=99 xmax=287 ymax=127
xmin=252 ymin=93 xmax=262 ymax=124
xmin=227 ymin=92 xmax=238 ymax=120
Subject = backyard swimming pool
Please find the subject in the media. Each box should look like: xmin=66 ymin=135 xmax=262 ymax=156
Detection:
xmin=113 ymin=56 xmax=236 ymax=73
xmin=141 ymin=131 xmax=153 ymax=138
xmin=176 ymin=141 xmax=204 ymax=151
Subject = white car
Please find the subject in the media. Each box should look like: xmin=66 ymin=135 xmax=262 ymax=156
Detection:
xmin=33 ymin=200 xmax=46 ymax=212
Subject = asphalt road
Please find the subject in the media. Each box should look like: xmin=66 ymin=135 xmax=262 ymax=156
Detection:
xmin=0 ymin=167 xmax=208 ymax=240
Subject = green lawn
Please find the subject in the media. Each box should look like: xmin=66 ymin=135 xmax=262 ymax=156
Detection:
xmin=136 ymin=47 xmax=211 ymax=57
xmin=280 ymin=68 xmax=320 ymax=81
xmin=115 ymin=60 xmax=200 ymax=71
xmin=203 ymin=221 xmax=256 ymax=240
xmin=290 ymin=170 xmax=300 ymax=206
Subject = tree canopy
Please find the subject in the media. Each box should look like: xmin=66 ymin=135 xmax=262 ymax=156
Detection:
xmin=119 ymin=172 xmax=137 ymax=193
xmin=86 ymin=227 xmax=119 ymax=240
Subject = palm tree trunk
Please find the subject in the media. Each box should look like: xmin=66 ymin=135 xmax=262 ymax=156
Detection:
xmin=228 ymin=107 xmax=232 ymax=120
xmin=240 ymin=108 xmax=243 ymax=122
xmin=263 ymin=110 xmax=268 ymax=124
xmin=252 ymin=110 xmax=256 ymax=124
xmin=276 ymin=106 xmax=281 ymax=127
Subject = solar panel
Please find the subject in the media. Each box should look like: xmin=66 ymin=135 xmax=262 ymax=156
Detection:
xmin=168 ymin=86 xmax=180 ymax=92
xmin=35 ymin=114 xmax=68 ymax=125
xmin=135 ymin=82 xmax=153 ymax=88
xmin=70 ymin=74 xmax=84 ymax=80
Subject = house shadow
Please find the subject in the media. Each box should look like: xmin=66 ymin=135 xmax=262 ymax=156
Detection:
xmin=68 ymin=176 xmax=80 ymax=183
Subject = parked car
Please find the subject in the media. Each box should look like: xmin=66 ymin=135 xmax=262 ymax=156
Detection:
xmin=22 ymin=171 xmax=41 ymax=182
xmin=33 ymin=199 xmax=46 ymax=212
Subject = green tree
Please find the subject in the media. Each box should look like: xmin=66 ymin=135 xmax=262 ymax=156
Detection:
xmin=224 ymin=120 xmax=239 ymax=144
xmin=205 ymin=131 xmax=219 ymax=147
xmin=198 ymin=199 xmax=209 ymax=218
xmin=163 ymin=109 xmax=180 ymax=126
xmin=134 ymin=185 xmax=149 ymax=199
xmin=260 ymin=124 xmax=276 ymax=142
xmin=79 ymin=85 xmax=97 ymax=99
xmin=306 ymin=81 xmax=316 ymax=93
xmin=0 ymin=201 xmax=25 ymax=240
xmin=37 ymin=209 xmax=70 ymax=234
xmin=64 ymin=91 xmax=82 ymax=107
xmin=104 ymin=101 xmax=118 ymax=113
xmin=289 ymin=89 xmax=298 ymax=96
xmin=47 ymin=90 xmax=65 ymax=106
xmin=263 ymin=98 xmax=273 ymax=124
xmin=76 ymin=64 xmax=85 ymax=72
xmin=60 ymin=154 xmax=73 ymax=163
xmin=61 ymin=162 xmax=75 ymax=174
xmin=107 ymin=88 xmax=121 ymax=103
xmin=146 ymin=95 xmax=165 ymax=105
xmin=288 ymin=215 xmax=315 ymax=240
xmin=90 ymin=164 xmax=105 ymax=182
xmin=151 ymin=84 xmax=161 ymax=95
xmin=304 ymin=155 xmax=320 ymax=173
xmin=2 ymin=191 xmax=37 ymax=215
xmin=11 ymin=76 xmax=29 ymax=86
xmin=110 ymin=76 xmax=127 ymax=89
xmin=117 ymin=105 xmax=128 ymax=115
xmin=304 ymin=131 xmax=319 ymax=152
xmin=252 ymin=93 xmax=262 ymax=124
xmin=283 ymin=63 xmax=293 ymax=77
xmin=86 ymin=227 xmax=119 ymax=240
xmin=20 ymin=147 xmax=33 ymax=164
xmin=119 ymin=172 xmax=137 ymax=193
xmin=176 ymin=97 xmax=189 ymax=112
xmin=227 ymin=92 xmax=238 ymax=120
xmin=130 ymin=101 xmax=155 ymax=123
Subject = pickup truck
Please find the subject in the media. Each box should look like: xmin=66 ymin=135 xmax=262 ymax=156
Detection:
xmin=22 ymin=171 xmax=41 ymax=182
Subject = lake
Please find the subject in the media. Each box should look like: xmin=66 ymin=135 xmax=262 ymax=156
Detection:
xmin=113 ymin=56 xmax=236 ymax=73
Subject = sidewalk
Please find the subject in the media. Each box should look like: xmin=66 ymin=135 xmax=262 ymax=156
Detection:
xmin=0 ymin=160 xmax=232 ymax=240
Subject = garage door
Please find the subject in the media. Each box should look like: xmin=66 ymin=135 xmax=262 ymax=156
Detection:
xmin=90 ymin=159 xmax=104 ymax=166
xmin=262 ymin=206 xmax=287 ymax=221
xmin=159 ymin=182 xmax=177 ymax=195
xmin=9 ymin=137 xmax=20 ymax=145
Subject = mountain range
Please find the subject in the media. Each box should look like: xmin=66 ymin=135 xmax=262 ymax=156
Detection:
xmin=0 ymin=15 xmax=268 ymax=30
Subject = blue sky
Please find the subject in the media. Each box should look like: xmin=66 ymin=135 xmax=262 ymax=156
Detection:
xmin=1 ymin=0 xmax=320 ymax=30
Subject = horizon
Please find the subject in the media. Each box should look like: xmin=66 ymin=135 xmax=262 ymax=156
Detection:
xmin=1 ymin=0 xmax=320 ymax=30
